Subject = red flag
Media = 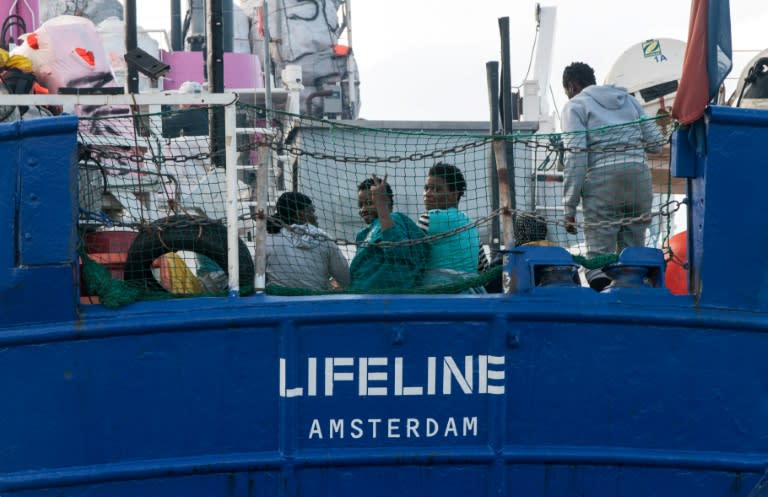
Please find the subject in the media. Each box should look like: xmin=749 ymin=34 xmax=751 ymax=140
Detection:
xmin=672 ymin=0 xmax=732 ymax=125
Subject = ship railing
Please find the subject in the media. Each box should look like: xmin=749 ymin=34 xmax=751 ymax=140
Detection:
xmin=0 ymin=91 xmax=298 ymax=297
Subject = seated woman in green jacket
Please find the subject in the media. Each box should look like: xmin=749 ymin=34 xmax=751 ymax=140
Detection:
xmin=418 ymin=162 xmax=480 ymax=289
xmin=350 ymin=174 xmax=429 ymax=292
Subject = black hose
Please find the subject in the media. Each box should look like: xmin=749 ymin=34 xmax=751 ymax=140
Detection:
xmin=736 ymin=57 xmax=768 ymax=107
xmin=288 ymin=0 xmax=319 ymax=21
xmin=0 ymin=14 xmax=26 ymax=50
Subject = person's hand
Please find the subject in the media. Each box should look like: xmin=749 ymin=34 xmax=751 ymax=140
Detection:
xmin=370 ymin=174 xmax=390 ymax=211
xmin=564 ymin=215 xmax=577 ymax=234
xmin=370 ymin=173 xmax=393 ymax=230
xmin=369 ymin=173 xmax=387 ymax=197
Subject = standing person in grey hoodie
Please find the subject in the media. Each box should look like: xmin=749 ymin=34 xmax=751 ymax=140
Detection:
xmin=560 ymin=62 xmax=664 ymax=263
xmin=265 ymin=192 xmax=350 ymax=291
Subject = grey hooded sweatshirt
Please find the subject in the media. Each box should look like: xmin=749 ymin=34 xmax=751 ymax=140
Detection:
xmin=266 ymin=224 xmax=351 ymax=290
xmin=561 ymin=84 xmax=663 ymax=218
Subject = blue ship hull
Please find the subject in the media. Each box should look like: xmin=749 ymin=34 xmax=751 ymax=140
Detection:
xmin=1 ymin=108 xmax=768 ymax=496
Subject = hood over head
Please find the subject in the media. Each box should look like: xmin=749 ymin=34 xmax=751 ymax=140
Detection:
xmin=580 ymin=84 xmax=630 ymax=110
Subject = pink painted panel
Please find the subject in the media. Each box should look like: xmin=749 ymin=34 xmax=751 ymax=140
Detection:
xmin=224 ymin=52 xmax=263 ymax=89
xmin=0 ymin=0 xmax=40 ymax=40
xmin=160 ymin=50 xmax=204 ymax=91
xmin=160 ymin=51 xmax=264 ymax=90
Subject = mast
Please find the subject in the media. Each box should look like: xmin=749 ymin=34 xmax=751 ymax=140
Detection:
xmin=124 ymin=0 xmax=139 ymax=93
xmin=253 ymin=0 xmax=274 ymax=292
xmin=485 ymin=61 xmax=501 ymax=251
xmin=344 ymin=0 xmax=356 ymax=118
xmin=170 ymin=0 xmax=182 ymax=51
xmin=223 ymin=0 xmax=233 ymax=53
xmin=208 ymin=0 xmax=226 ymax=167
xmin=498 ymin=16 xmax=516 ymax=246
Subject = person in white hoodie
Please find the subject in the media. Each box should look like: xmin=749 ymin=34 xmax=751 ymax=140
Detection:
xmin=561 ymin=62 xmax=664 ymax=264
xmin=265 ymin=192 xmax=350 ymax=291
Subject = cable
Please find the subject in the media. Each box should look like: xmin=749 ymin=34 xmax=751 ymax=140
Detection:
xmin=18 ymin=0 xmax=37 ymax=31
xmin=287 ymin=0 xmax=319 ymax=22
xmin=0 ymin=14 xmax=26 ymax=50
xmin=512 ymin=21 xmax=540 ymax=90
xmin=735 ymin=57 xmax=768 ymax=107
xmin=549 ymin=83 xmax=561 ymax=123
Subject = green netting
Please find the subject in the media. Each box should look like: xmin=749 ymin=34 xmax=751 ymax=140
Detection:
xmin=76 ymin=99 xmax=681 ymax=305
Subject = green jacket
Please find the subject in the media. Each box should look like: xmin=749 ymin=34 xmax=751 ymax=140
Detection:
xmin=350 ymin=212 xmax=430 ymax=292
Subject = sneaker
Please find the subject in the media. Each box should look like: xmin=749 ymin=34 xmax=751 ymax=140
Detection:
xmin=586 ymin=268 xmax=612 ymax=292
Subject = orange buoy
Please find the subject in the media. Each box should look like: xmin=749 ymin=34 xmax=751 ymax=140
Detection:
xmin=665 ymin=230 xmax=688 ymax=295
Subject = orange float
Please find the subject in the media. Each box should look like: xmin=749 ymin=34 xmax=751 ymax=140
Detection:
xmin=665 ymin=230 xmax=688 ymax=295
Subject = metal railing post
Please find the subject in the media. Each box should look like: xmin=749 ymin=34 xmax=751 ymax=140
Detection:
xmin=225 ymin=99 xmax=241 ymax=296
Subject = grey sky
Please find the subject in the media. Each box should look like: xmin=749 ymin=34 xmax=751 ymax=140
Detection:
xmin=134 ymin=0 xmax=767 ymax=121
